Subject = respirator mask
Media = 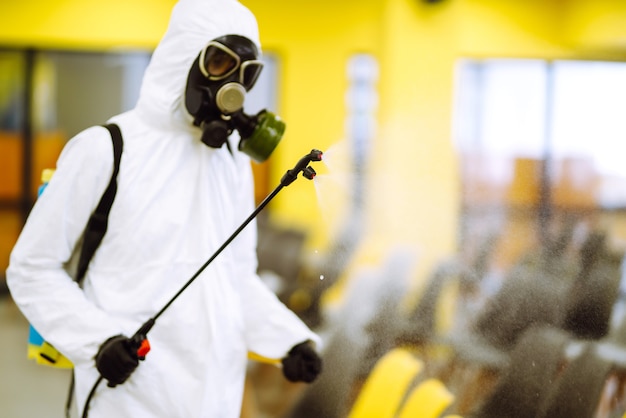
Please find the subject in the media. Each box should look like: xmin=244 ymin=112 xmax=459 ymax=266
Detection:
xmin=184 ymin=34 xmax=285 ymax=162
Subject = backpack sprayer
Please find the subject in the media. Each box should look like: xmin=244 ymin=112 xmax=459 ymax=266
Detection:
xmin=81 ymin=149 xmax=323 ymax=418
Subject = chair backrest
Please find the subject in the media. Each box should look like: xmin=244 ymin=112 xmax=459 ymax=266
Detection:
xmin=397 ymin=378 xmax=455 ymax=418
xmin=537 ymin=343 xmax=614 ymax=418
xmin=348 ymin=348 xmax=424 ymax=418
xmin=472 ymin=325 xmax=570 ymax=418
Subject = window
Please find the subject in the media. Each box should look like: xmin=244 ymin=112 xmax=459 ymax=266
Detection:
xmin=455 ymin=58 xmax=626 ymax=210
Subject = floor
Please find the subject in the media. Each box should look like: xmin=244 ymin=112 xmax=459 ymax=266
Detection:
xmin=0 ymin=295 xmax=76 ymax=418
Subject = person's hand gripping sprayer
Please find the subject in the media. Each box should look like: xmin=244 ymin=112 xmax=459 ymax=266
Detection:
xmin=95 ymin=335 xmax=148 ymax=387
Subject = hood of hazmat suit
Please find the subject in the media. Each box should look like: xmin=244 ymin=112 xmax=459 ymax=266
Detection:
xmin=6 ymin=1 xmax=320 ymax=417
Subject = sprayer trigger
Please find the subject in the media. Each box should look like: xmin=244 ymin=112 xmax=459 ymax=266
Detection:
xmin=137 ymin=339 xmax=151 ymax=360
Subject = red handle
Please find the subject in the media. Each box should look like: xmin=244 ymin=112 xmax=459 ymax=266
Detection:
xmin=137 ymin=338 xmax=151 ymax=359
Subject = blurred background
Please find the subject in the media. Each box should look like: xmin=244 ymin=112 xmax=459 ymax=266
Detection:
xmin=2 ymin=0 xmax=626 ymax=417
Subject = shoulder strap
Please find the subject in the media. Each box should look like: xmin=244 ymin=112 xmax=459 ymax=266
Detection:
xmin=75 ymin=123 xmax=123 ymax=284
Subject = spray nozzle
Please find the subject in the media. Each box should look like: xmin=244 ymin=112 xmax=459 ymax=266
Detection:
xmin=281 ymin=149 xmax=323 ymax=186
xmin=302 ymin=166 xmax=317 ymax=180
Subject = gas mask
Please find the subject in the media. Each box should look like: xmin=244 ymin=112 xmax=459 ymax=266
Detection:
xmin=184 ymin=34 xmax=285 ymax=162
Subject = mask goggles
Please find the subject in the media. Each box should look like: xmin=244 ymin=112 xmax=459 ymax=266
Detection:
xmin=199 ymin=41 xmax=264 ymax=91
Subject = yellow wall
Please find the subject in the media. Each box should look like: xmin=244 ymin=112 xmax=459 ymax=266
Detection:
xmin=0 ymin=0 xmax=176 ymax=50
xmin=564 ymin=0 xmax=626 ymax=56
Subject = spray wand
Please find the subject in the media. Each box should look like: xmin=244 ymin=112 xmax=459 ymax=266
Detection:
xmin=81 ymin=149 xmax=323 ymax=418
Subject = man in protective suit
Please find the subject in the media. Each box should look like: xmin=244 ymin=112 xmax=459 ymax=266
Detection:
xmin=6 ymin=0 xmax=322 ymax=417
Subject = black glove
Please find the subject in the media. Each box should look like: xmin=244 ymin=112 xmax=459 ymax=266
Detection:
xmin=95 ymin=335 xmax=139 ymax=387
xmin=281 ymin=340 xmax=322 ymax=383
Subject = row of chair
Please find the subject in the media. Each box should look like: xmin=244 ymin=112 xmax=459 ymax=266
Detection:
xmin=348 ymin=347 xmax=461 ymax=418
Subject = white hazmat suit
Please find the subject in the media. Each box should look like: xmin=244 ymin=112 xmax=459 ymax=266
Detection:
xmin=7 ymin=0 xmax=320 ymax=417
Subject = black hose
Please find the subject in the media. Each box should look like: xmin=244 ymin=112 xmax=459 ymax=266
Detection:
xmin=65 ymin=372 xmax=74 ymax=418
xmin=82 ymin=376 xmax=103 ymax=418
